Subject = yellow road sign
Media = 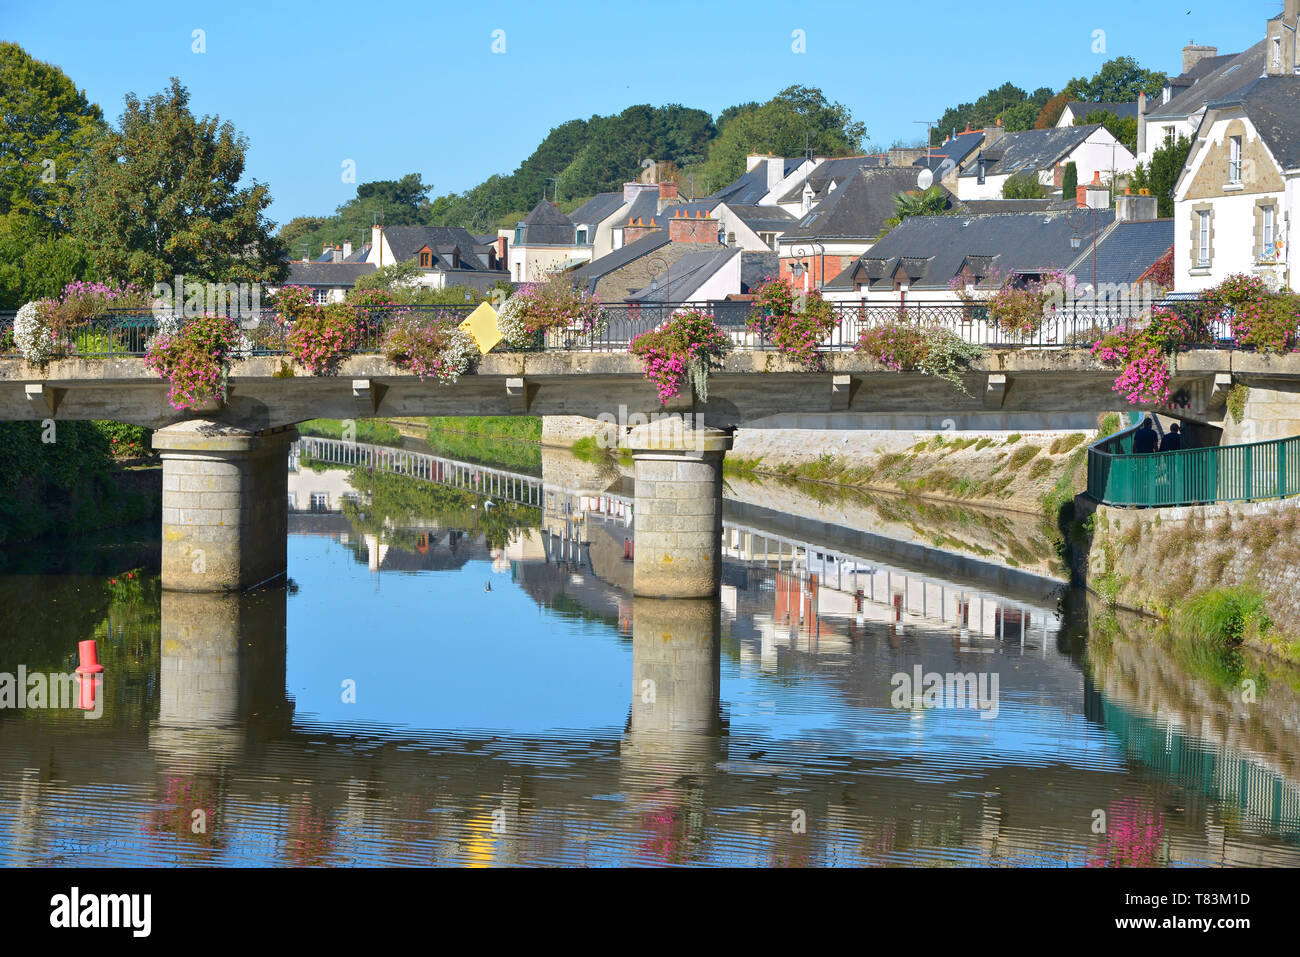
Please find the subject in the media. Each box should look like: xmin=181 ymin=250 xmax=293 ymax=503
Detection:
xmin=459 ymin=301 xmax=503 ymax=354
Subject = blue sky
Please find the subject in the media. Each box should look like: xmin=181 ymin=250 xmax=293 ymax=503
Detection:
xmin=2 ymin=1 xmax=1268 ymax=225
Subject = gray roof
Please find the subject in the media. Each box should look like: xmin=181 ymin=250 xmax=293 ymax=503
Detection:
xmin=739 ymin=251 xmax=779 ymax=293
xmin=707 ymin=158 xmax=803 ymax=205
xmin=286 ymin=262 xmax=376 ymax=287
xmin=569 ymin=229 xmax=671 ymax=290
xmin=1065 ymin=101 xmax=1139 ymax=120
xmin=1147 ymin=39 xmax=1265 ymax=120
xmin=958 ymin=198 xmax=1055 ymax=214
xmin=344 ymin=242 xmax=372 ymax=263
xmin=626 ymin=248 xmax=741 ymax=302
xmin=829 ymin=209 xmax=1119 ymax=292
xmin=1065 ymin=218 xmax=1174 ymax=288
xmin=724 ymin=203 xmax=796 ymax=234
xmin=381 ymin=226 xmax=499 ymax=270
xmin=782 ymin=166 xmax=957 ymax=241
xmin=914 ymin=130 xmax=986 ymax=172
xmin=1208 ymin=74 xmax=1300 ymax=170
xmin=776 ymin=156 xmax=880 ymax=205
xmin=567 ymin=191 xmax=627 ymax=226
xmin=517 ymin=201 xmax=576 ymax=245
xmin=960 ymin=125 xmax=1101 ymax=178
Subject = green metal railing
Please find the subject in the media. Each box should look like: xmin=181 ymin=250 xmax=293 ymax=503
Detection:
xmin=1088 ymin=424 xmax=1300 ymax=507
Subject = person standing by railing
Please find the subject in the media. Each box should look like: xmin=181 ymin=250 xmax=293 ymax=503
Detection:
xmin=1133 ymin=418 xmax=1159 ymax=454
xmin=1158 ymin=423 xmax=1183 ymax=452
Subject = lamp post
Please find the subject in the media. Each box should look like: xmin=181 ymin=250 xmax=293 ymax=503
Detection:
xmin=1066 ymin=206 xmax=1098 ymax=301
xmin=647 ymin=255 xmax=669 ymax=319
xmin=790 ymin=242 xmax=826 ymax=293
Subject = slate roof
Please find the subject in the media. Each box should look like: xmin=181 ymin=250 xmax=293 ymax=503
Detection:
xmin=569 ymin=230 xmax=671 ymax=291
xmin=286 ymin=262 xmax=376 ymax=287
xmin=958 ymin=199 xmax=1054 ymax=214
xmin=960 ymin=125 xmax=1100 ymax=178
xmin=1147 ymin=40 xmax=1266 ymax=119
xmin=827 ymin=209 xmax=1119 ymax=291
xmin=725 ymin=204 xmax=796 ymax=234
xmin=913 ymin=130 xmax=986 ymax=172
xmin=381 ymin=226 xmax=499 ymax=270
xmin=1208 ymin=74 xmax=1300 ymax=170
xmin=707 ymin=158 xmax=803 ymax=205
xmin=344 ymin=242 xmax=372 ymax=263
xmin=739 ymin=251 xmax=779 ymax=293
xmin=1065 ymin=218 xmax=1174 ymax=288
xmin=568 ymin=191 xmax=629 ymax=226
xmin=782 ymin=166 xmax=958 ymax=241
xmin=515 ymin=201 xmax=576 ymax=245
xmin=1065 ymin=101 xmax=1139 ymax=120
xmin=626 ymin=248 xmax=741 ymax=302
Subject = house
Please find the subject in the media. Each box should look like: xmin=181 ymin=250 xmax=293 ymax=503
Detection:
xmin=275 ymin=262 xmax=377 ymax=304
xmin=823 ymin=197 xmax=1172 ymax=311
xmin=912 ymin=128 xmax=988 ymax=191
xmin=1137 ymin=41 xmax=1266 ymax=162
xmin=1172 ymin=68 xmax=1300 ymax=292
xmin=711 ymin=203 xmax=797 ymax=251
xmin=505 ymin=201 xmax=594 ymax=282
xmin=1055 ymin=101 xmax=1139 ymax=127
xmin=957 ymin=123 xmax=1136 ymax=201
xmin=364 ymin=225 xmax=508 ymax=291
xmin=776 ymin=166 xmax=959 ymax=290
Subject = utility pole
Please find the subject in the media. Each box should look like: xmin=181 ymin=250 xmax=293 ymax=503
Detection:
xmin=914 ymin=120 xmax=935 ymax=159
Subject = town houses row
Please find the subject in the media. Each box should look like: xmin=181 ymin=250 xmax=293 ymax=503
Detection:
xmin=285 ymin=3 xmax=1299 ymax=309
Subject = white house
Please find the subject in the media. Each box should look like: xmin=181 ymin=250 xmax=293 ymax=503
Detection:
xmin=957 ymin=124 xmax=1135 ymax=201
xmin=1172 ymin=72 xmax=1300 ymax=293
xmin=364 ymin=225 xmax=507 ymax=291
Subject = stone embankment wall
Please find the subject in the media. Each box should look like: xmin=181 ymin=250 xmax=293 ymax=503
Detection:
xmin=1075 ymin=495 xmax=1300 ymax=659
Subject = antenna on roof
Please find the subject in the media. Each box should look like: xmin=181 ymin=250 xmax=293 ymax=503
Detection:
xmin=914 ymin=120 xmax=935 ymax=160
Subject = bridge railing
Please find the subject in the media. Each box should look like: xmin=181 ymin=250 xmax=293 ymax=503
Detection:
xmin=1087 ymin=426 xmax=1300 ymax=507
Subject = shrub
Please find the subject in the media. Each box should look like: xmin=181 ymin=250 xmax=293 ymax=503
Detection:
xmin=382 ymin=318 xmax=478 ymax=384
xmin=630 ymin=309 xmax=730 ymax=404
xmin=749 ymin=277 xmax=839 ymax=369
xmin=288 ymin=301 xmax=361 ymax=374
xmin=47 ymin=280 xmax=148 ymax=335
xmin=854 ymin=322 xmax=984 ymax=393
xmin=144 ymin=313 xmax=239 ymax=410
xmin=1181 ymin=586 xmax=1272 ymax=649
xmin=496 ymin=271 xmax=606 ymax=347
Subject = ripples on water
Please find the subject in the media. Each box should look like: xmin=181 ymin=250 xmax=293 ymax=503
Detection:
xmin=2 ymin=494 xmax=1300 ymax=868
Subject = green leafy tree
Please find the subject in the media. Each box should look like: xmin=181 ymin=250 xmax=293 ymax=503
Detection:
xmin=73 ymin=78 xmax=286 ymax=288
xmin=1077 ymin=109 xmax=1137 ymax=153
xmin=1002 ymin=172 xmax=1046 ymax=199
xmin=931 ymin=85 xmax=1053 ymax=144
xmin=1064 ymin=56 xmax=1165 ymax=102
xmin=1129 ymin=133 xmax=1193 ymax=217
xmin=883 ymin=187 xmax=954 ymax=230
xmin=1061 ymin=161 xmax=1078 ymax=201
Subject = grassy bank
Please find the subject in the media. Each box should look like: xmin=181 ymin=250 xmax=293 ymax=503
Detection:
xmin=299 ymin=418 xmax=404 ymax=447
xmin=425 ymin=416 xmax=541 ymax=443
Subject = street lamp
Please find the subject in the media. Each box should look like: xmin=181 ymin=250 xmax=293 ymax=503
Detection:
xmin=647 ymin=255 xmax=669 ymax=318
xmin=1066 ymin=205 xmax=1098 ymax=300
xmin=790 ymin=243 xmax=826 ymax=293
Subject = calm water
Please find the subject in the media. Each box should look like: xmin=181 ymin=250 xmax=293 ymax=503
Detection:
xmin=2 ymin=460 xmax=1300 ymax=868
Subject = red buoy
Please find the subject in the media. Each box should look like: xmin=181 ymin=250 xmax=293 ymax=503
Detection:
xmin=75 ymin=639 xmax=104 ymax=675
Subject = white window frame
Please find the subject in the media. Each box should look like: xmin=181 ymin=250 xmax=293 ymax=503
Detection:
xmin=1262 ymin=205 xmax=1276 ymax=260
xmin=1197 ymin=210 xmax=1211 ymax=266
xmin=1228 ymin=136 xmax=1242 ymax=184
xmin=1274 ymin=37 xmax=1282 ymax=69
xmin=310 ymin=492 xmax=329 ymax=512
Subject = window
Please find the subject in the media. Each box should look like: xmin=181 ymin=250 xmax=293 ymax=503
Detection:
xmin=514 ymin=224 xmax=525 ymax=245
xmin=1162 ymin=87 xmax=1171 ymax=105
xmin=342 ymin=492 xmax=360 ymax=505
xmin=1228 ymin=136 xmax=1242 ymax=184
xmin=1262 ymin=205 xmax=1276 ymax=260
xmin=418 ymin=249 xmax=431 ymax=268
xmin=575 ymin=227 xmax=588 ymax=244
xmin=287 ymin=493 xmax=296 ymax=510
xmin=312 ymin=287 xmax=331 ymax=305
xmin=1274 ymin=37 xmax=1282 ymax=68
xmin=1197 ymin=210 xmax=1211 ymax=266
xmin=310 ymin=492 xmax=329 ymax=512
xmin=977 ymin=163 xmax=985 ymax=186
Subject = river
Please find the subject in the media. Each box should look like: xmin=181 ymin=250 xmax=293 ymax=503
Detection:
xmin=1 ymin=442 xmax=1298 ymax=867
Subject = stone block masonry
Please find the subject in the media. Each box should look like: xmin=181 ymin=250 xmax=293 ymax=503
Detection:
xmin=153 ymin=420 xmax=298 ymax=592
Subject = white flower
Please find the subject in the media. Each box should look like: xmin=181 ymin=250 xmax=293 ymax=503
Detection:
xmin=435 ymin=327 xmax=479 ymax=384
xmin=143 ymin=311 xmax=182 ymax=352
xmin=496 ymin=295 xmax=534 ymax=349
xmin=14 ymin=300 xmax=55 ymax=364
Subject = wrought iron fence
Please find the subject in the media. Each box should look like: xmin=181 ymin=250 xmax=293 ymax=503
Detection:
xmin=1088 ymin=423 xmax=1300 ymax=507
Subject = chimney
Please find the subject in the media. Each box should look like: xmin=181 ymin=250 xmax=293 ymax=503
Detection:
xmin=982 ymin=122 xmax=1005 ymax=148
xmin=1266 ymin=3 xmax=1299 ymax=76
xmin=332 ymin=244 xmax=343 ymax=263
xmin=766 ymin=156 xmax=784 ymax=192
xmin=623 ymin=181 xmax=658 ymax=203
xmin=669 ymin=212 xmax=721 ymax=245
xmin=1085 ymin=170 xmax=1109 ymax=210
xmin=1182 ymin=43 xmax=1218 ymax=74
xmin=342 ymin=240 xmax=353 ymax=260
xmin=1116 ymin=190 xmax=1158 ymax=222
xmin=657 ymin=181 xmax=679 ymax=212
xmin=746 ymin=153 xmax=766 ymax=172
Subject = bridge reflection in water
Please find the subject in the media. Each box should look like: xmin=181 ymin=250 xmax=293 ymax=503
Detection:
xmin=4 ymin=452 xmax=1300 ymax=866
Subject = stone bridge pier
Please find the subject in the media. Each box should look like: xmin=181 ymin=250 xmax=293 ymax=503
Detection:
xmin=624 ymin=422 xmax=732 ymax=599
xmin=153 ymin=420 xmax=297 ymax=592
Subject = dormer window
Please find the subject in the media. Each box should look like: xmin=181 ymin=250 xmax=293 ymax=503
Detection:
xmin=1162 ymin=86 xmax=1171 ymax=104
xmin=514 ymin=223 xmax=525 ymax=245
xmin=418 ymin=248 xmax=432 ymax=268
xmin=451 ymin=246 xmax=461 ymax=269
xmin=977 ymin=162 xmax=985 ymax=185
xmin=576 ymin=226 xmax=589 ymax=244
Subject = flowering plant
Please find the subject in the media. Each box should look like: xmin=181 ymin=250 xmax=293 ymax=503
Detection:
xmin=383 ymin=318 xmax=479 ymax=383
xmin=144 ymin=313 xmax=239 ymax=410
xmin=630 ymin=309 xmax=729 ymax=404
xmin=287 ymin=302 xmax=361 ymax=374
xmin=496 ymin=273 xmax=606 ymax=348
xmin=14 ymin=300 xmax=59 ymax=364
xmin=748 ymin=277 xmax=839 ymax=369
xmin=48 ymin=280 xmax=148 ymax=333
xmin=855 ymin=322 xmax=985 ymax=393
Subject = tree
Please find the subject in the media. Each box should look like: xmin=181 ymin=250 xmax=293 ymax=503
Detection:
xmin=1077 ymin=109 xmax=1137 ymax=153
xmin=73 ymin=78 xmax=286 ymax=287
xmin=1035 ymin=92 xmax=1070 ymax=129
xmin=883 ymin=187 xmax=953 ymax=230
xmin=1002 ymin=172 xmax=1046 ymax=199
xmin=1064 ymin=56 xmax=1165 ymax=102
xmin=699 ymin=86 xmax=866 ymax=187
xmin=0 ymin=42 xmax=105 ymax=227
xmin=1129 ymin=133 xmax=1193 ymax=217
xmin=931 ymin=84 xmax=1053 ymax=144
xmin=1062 ymin=161 xmax=1078 ymax=201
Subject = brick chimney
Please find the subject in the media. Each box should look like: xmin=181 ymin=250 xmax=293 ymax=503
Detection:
xmin=623 ymin=216 xmax=658 ymax=244
xmin=982 ymin=118 xmax=1005 ymax=148
xmin=1182 ymin=43 xmax=1218 ymax=74
xmin=1085 ymin=170 xmax=1109 ymax=209
xmin=657 ymin=181 xmax=679 ymax=212
xmin=668 ymin=209 xmax=721 ymax=244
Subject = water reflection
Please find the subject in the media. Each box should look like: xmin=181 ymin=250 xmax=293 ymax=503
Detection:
xmin=2 ymin=459 xmax=1300 ymax=867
